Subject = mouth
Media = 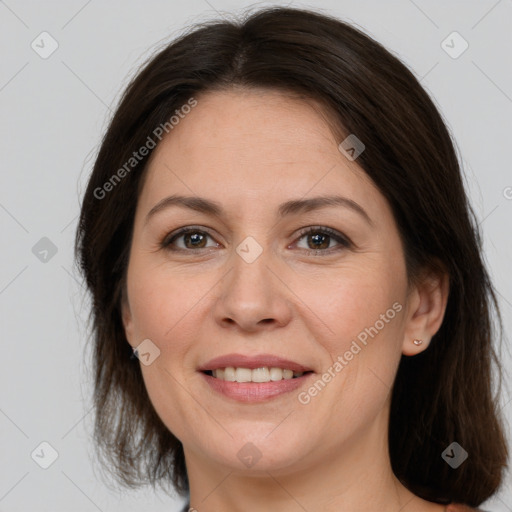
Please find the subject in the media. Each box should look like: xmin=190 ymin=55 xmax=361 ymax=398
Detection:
xmin=198 ymin=353 xmax=315 ymax=402
xmin=201 ymin=367 xmax=313 ymax=382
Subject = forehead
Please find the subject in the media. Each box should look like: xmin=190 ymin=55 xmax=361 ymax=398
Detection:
xmin=138 ymin=88 xmax=381 ymax=217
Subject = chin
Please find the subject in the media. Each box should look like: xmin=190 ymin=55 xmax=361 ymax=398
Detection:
xmin=195 ymin=426 xmax=312 ymax=473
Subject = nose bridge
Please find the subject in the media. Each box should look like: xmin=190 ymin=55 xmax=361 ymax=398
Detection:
xmin=229 ymin=235 xmax=275 ymax=306
xmin=214 ymin=234 xmax=292 ymax=330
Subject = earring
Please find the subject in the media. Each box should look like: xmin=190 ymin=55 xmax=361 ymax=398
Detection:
xmin=413 ymin=339 xmax=423 ymax=346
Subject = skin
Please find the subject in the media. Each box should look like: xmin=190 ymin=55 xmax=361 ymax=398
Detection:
xmin=122 ymin=88 xmax=450 ymax=512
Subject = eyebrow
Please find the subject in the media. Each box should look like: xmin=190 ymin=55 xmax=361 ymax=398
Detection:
xmin=145 ymin=194 xmax=373 ymax=226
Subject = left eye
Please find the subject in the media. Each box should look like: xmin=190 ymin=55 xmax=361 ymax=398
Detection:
xmin=293 ymin=227 xmax=351 ymax=253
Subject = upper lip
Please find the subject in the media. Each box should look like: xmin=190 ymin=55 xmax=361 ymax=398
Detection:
xmin=198 ymin=353 xmax=313 ymax=373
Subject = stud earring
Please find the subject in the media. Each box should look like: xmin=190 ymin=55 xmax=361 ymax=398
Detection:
xmin=413 ymin=339 xmax=423 ymax=346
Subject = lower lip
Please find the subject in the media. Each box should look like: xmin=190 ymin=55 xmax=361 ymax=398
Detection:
xmin=200 ymin=372 xmax=314 ymax=402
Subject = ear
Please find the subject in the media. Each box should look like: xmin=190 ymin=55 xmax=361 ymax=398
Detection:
xmin=121 ymin=295 xmax=135 ymax=347
xmin=401 ymin=265 xmax=450 ymax=356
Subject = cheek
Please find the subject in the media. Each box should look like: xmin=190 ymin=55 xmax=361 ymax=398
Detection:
xmin=297 ymin=263 xmax=406 ymax=411
xmin=126 ymin=256 xmax=205 ymax=344
xmin=298 ymin=265 xmax=405 ymax=349
xmin=127 ymin=264 xmax=209 ymax=441
xmin=297 ymin=271 xmax=405 ymax=433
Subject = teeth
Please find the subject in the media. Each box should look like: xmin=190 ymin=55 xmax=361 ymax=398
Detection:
xmin=252 ymin=367 xmax=270 ymax=382
xmin=269 ymin=367 xmax=282 ymax=381
xmin=211 ymin=367 xmax=305 ymax=383
xmin=223 ymin=367 xmax=235 ymax=381
xmin=235 ymin=367 xmax=252 ymax=382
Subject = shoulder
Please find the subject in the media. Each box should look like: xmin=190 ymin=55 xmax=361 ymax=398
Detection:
xmin=446 ymin=504 xmax=489 ymax=512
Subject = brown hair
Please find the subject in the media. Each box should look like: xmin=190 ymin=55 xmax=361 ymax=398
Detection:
xmin=75 ymin=6 xmax=509 ymax=507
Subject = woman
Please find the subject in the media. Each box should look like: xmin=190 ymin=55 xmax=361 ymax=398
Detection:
xmin=75 ymin=6 xmax=508 ymax=511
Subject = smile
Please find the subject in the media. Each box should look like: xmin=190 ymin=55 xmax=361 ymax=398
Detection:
xmin=204 ymin=367 xmax=309 ymax=382
xmin=200 ymin=370 xmax=315 ymax=402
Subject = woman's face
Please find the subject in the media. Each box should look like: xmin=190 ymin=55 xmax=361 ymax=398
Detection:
xmin=122 ymin=89 xmax=428 ymax=475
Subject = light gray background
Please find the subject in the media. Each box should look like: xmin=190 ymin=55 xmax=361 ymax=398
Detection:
xmin=1 ymin=1 xmax=511 ymax=511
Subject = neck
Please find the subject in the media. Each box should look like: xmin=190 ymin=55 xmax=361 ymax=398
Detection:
xmin=184 ymin=406 xmax=429 ymax=512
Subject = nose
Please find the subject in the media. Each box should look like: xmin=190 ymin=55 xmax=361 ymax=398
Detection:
xmin=213 ymin=245 xmax=293 ymax=333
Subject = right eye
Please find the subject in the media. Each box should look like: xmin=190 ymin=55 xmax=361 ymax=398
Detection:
xmin=161 ymin=227 xmax=221 ymax=251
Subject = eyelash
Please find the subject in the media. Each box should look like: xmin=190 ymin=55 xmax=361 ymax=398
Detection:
xmin=160 ymin=225 xmax=352 ymax=256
